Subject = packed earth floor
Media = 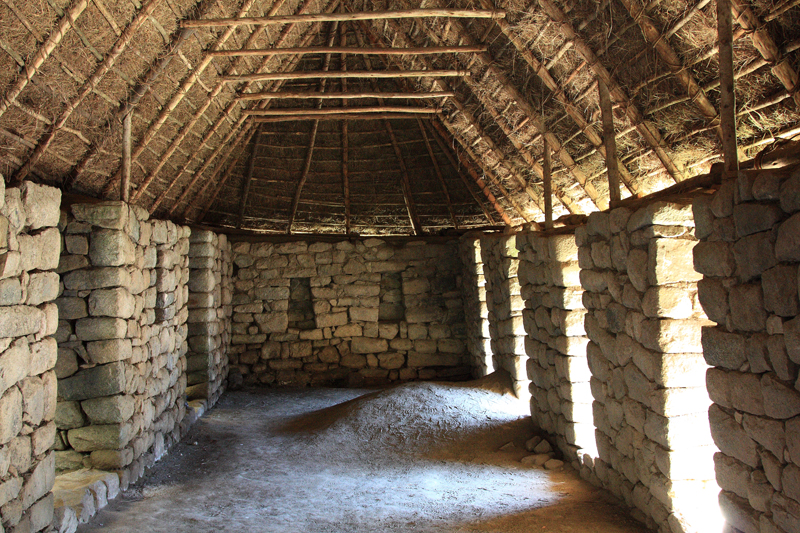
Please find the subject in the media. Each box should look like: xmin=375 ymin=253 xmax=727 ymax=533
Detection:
xmin=76 ymin=375 xmax=651 ymax=533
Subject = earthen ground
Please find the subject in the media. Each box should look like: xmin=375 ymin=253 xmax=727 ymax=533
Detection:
xmin=77 ymin=376 xmax=652 ymax=533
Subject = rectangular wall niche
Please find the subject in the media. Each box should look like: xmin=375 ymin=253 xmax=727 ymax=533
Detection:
xmin=378 ymin=272 xmax=404 ymax=322
xmin=288 ymin=278 xmax=314 ymax=330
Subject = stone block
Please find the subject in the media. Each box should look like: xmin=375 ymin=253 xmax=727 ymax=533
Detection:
xmin=639 ymin=319 xmax=702 ymax=353
xmin=254 ymin=312 xmax=288 ymax=333
xmin=26 ymin=271 xmax=59 ymax=306
xmin=20 ymin=452 xmax=54 ymax=509
xmin=702 ymin=327 xmax=746 ymax=369
xmin=0 ymin=278 xmax=22 ymax=306
xmin=696 ymin=278 xmax=729 ymax=324
xmin=349 ymin=307 xmax=378 ymax=322
xmin=86 ymin=339 xmax=132 ymax=364
xmin=734 ymin=203 xmax=783 ymax=237
xmin=55 ymin=401 xmax=85 ymax=430
xmin=648 ymin=238 xmax=701 ymax=285
xmin=81 ymin=395 xmax=135 ymax=424
xmin=351 ymin=338 xmax=388 ymax=354
xmin=709 ymin=404 xmax=758 ymax=467
xmin=63 ymin=267 xmax=131 ymax=291
xmin=626 ymin=249 xmax=649 ymax=292
xmin=89 ymin=229 xmax=135 ymax=267
xmin=641 ymin=287 xmax=693 ymax=319
xmin=732 ymin=230 xmax=778 ymax=282
xmin=0 ymin=387 xmax=22 ymax=444
xmin=0 ymin=305 xmax=44 ymax=338
xmin=729 ymin=284 xmax=767 ymax=332
xmin=407 ymin=352 xmax=460 ymax=367
xmin=549 ymin=234 xmax=579 ymax=262
xmin=627 ymin=202 xmax=694 ymax=233
xmin=57 ymin=362 xmax=126 ymax=401
xmin=693 ymin=241 xmax=735 ymax=277
xmin=72 ymin=202 xmax=128 ymax=229
xmin=20 ymin=182 xmax=60 ymax=230
xmin=333 ymin=323 xmax=362 ymax=337
xmin=762 ymin=264 xmax=799 ymax=316
xmin=75 ymin=317 xmax=127 ymax=340
xmin=378 ymin=352 xmax=405 ymax=370
xmin=88 ymin=288 xmax=135 ymax=318
xmin=0 ymin=339 xmax=30 ymax=396
xmin=776 ymin=212 xmax=800 ymax=261
xmin=761 ymin=373 xmax=800 ymax=419
xmin=56 ymin=297 xmax=88 ymax=320
xmin=68 ymin=424 xmax=132 ymax=452
xmin=315 ymin=312 xmax=348 ymax=328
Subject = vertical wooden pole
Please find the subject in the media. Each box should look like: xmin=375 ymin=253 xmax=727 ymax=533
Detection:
xmin=717 ymin=0 xmax=739 ymax=174
xmin=598 ymin=79 xmax=621 ymax=204
xmin=543 ymin=137 xmax=553 ymax=229
xmin=237 ymin=126 xmax=260 ymax=229
xmin=121 ymin=111 xmax=132 ymax=203
xmin=341 ymin=23 xmax=351 ymax=234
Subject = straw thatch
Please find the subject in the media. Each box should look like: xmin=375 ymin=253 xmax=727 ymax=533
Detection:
xmin=1 ymin=0 xmax=798 ymax=235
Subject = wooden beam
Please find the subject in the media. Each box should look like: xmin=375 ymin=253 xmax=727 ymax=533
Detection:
xmin=121 ymin=112 xmax=132 ymax=203
xmin=13 ymin=0 xmax=159 ymax=184
xmin=237 ymin=127 xmax=261 ymax=229
xmin=538 ymin=0 xmax=685 ymax=182
xmin=384 ymin=120 xmax=423 ymax=235
xmin=212 ymin=45 xmax=487 ymax=56
xmin=598 ymin=80 xmax=621 ymax=202
xmin=543 ymin=137 xmax=552 ymax=229
xmin=340 ymin=23 xmax=351 ymax=235
xmin=253 ymin=113 xmax=439 ymax=122
xmin=246 ymin=106 xmax=438 ymax=116
xmin=222 ymin=69 xmax=469 ymax=82
xmin=0 ymin=0 xmax=88 ymax=122
xmin=287 ymin=120 xmax=320 ymax=233
xmin=237 ymin=90 xmax=454 ymax=100
xmin=424 ymin=120 xmax=498 ymax=225
xmin=729 ymin=0 xmax=800 ymax=107
xmin=418 ymin=118 xmax=458 ymax=229
xmin=718 ymin=0 xmax=739 ymax=174
xmin=181 ymin=9 xmax=506 ymax=27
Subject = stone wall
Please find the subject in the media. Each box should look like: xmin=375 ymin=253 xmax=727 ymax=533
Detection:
xmin=693 ymin=167 xmax=800 ymax=533
xmin=458 ymin=235 xmax=491 ymax=377
xmin=516 ymin=231 xmax=592 ymax=464
xmin=0 ymin=181 xmax=62 ymax=532
xmin=186 ymin=230 xmax=232 ymax=408
xmin=54 ymin=202 xmax=190 ymax=489
xmin=577 ymin=204 xmax=715 ymax=533
xmin=479 ymin=234 xmax=528 ymax=400
xmin=228 ymin=238 xmax=470 ymax=386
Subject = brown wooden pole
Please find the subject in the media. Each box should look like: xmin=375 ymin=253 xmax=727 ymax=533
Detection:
xmin=418 ymin=118 xmax=458 ymax=229
xmin=340 ymin=23 xmax=351 ymax=235
xmin=543 ymin=137 xmax=553 ymax=230
xmin=121 ymin=112 xmax=132 ymax=203
xmin=237 ymin=91 xmax=455 ymax=100
xmin=246 ymin=106 xmax=437 ymax=116
xmin=181 ymin=9 xmax=506 ymax=27
xmin=252 ymin=113 xmax=440 ymax=122
xmin=598 ymin=79 xmax=621 ymax=203
xmin=211 ymin=45 xmax=487 ymax=56
xmin=223 ymin=70 xmax=469 ymax=82
xmin=717 ymin=0 xmax=739 ymax=174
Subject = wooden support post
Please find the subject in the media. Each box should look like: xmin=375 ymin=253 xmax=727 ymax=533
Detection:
xmin=237 ymin=91 xmax=455 ymax=100
xmin=598 ymin=80 xmax=621 ymax=203
xmin=237 ymin=127 xmax=261 ymax=229
xmin=341 ymin=23 xmax=351 ymax=235
xmin=181 ymin=9 xmax=506 ymax=27
xmin=718 ymin=0 xmax=739 ymax=174
xmin=418 ymin=118 xmax=458 ymax=229
xmin=543 ymin=137 xmax=553 ymax=229
xmin=245 ymin=106 xmax=438 ymax=116
xmin=121 ymin=112 xmax=132 ymax=203
xmin=253 ymin=113 xmax=438 ymax=121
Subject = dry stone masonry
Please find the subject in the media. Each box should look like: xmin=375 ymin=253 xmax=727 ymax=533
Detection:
xmin=694 ymin=166 xmax=800 ymax=533
xmin=228 ymin=238 xmax=470 ymax=386
xmin=186 ymin=230 xmax=232 ymax=408
xmin=54 ymin=202 xmax=190 ymax=491
xmin=479 ymin=234 xmax=528 ymax=400
xmin=516 ymin=231 xmax=592 ymax=465
xmin=458 ymin=235 xmax=492 ymax=377
xmin=0 ymin=180 xmax=61 ymax=533
xmin=577 ymin=203 xmax=715 ymax=533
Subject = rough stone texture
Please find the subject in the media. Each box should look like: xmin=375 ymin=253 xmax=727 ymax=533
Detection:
xmin=230 ymin=238 xmax=468 ymax=386
xmin=697 ymin=168 xmax=800 ymax=533
xmin=55 ymin=202 xmax=191 ymax=493
xmin=458 ymin=236 xmax=492 ymax=377
xmin=516 ymin=231 xmax=591 ymax=469
xmin=0 ymin=181 xmax=61 ymax=532
xmin=186 ymin=230 xmax=232 ymax=407
xmin=577 ymin=203 xmax=715 ymax=533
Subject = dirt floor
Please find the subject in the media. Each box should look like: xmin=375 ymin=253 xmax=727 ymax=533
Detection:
xmin=77 ymin=374 xmax=653 ymax=533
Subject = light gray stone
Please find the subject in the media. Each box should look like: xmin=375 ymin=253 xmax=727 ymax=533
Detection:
xmin=68 ymin=424 xmax=132 ymax=452
xmin=72 ymin=202 xmax=128 ymax=229
xmin=55 ymin=401 xmax=85 ymax=430
xmin=89 ymin=229 xmax=135 ymax=267
xmin=0 ymin=305 xmax=44 ymax=338
xmin=86 ymin=339 xmax=132 ymax=364
xmin=57 ymin=362 xmax=126 ymax=401
xmin=20 ymin=182 xmax=61 ymax=230
xmin=75 ymin=317 xmax=127 ymax=340
xmin=81 ymin=395 xmax=135 ymax=424
xmin=88 ymin=288 xmax=135 ymax=318
xmin=351 ymin=337 xmax=388 ymax=354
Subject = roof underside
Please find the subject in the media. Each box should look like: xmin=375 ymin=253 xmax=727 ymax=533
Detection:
xmin=0 ymin=0 xmax=798 ymax=235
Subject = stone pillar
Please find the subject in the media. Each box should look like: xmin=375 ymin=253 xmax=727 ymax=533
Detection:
xmin=186 ymin=230 xmax=232 ymax=408
xmin=458 ymin=235 xmax=492 ymax=377
xmin=694 ymin=167 xmax=800 ymax=533
xmin=480 ymin=234 xmax=527 ymax=399
xmin=578 ymin=204 xmax=715 ymax=533
xmin=54 ymin=202 xmax=189 ymax=488
xmin=517 ymin=231 xmax=592 ymax=466
xmin=0 ymin=181 xmax=61 ymax=532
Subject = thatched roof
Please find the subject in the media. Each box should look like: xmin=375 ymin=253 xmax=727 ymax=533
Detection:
xmin=1 ymin=0 xmax=798 ymax=235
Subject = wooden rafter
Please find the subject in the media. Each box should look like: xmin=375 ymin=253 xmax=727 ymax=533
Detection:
xmin=252 ymin=113 xmax=439 ymax=121
xmin=423 ymin=120 xmax=498 ymax=226
xmin=543 ymin=137 xmax=552 ymax=229
xmin=237 ymin=127 xmax=262 ymax=229
xmin=246 ymin=106 xmax=439 ymax=116
xmin=599 ymin=80 xmax=621 ymax=203
xmin=181 ymin=9 xmax=506 ymax=28
xmin=385 ymin=119 xmax=424 ymax=235
xmin=538 ymin=0 xmax=685 ymax=183
xmin=481 ymin=0 xmax=639 ymax=196
xmin=418 ymin=118 xmax=458 ymax=229
xmin=161 ymin=5 xmax=331 ymax=215
xmin=719 ymin=0 xmax=739 ymax=174
xmin=121 ymin=112 xmax=132 ymax=203
xmin=730 ymin=0 xmax=800 ymax=107
xmin=222 ymin=69 xmax=470 ymax=82
xmin=617 ymin=0 xmax=722 ymax=137
xmin=237 ymin=91 xmax=455 ymax=100
xmin=395 ymin=1 xmax=602 ymax=211
xmin=340 ymin=23 xmax=351 ymax=235
xmin=212 ymin=45 xmax=487 ymax=56
xmin=12 ymin=0 xmax=159 ymax=184
xmin=0 ymin=0 xmax=89 ymax=121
